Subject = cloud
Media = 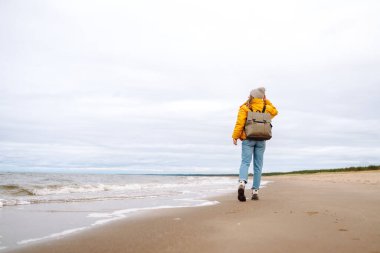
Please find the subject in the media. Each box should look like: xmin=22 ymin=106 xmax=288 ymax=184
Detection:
xmin=1 ymin=0 xmax=379 ymax=173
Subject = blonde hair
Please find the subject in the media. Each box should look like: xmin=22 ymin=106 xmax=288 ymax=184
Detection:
xmin=245 ymin=95 xmax=254 ymax=110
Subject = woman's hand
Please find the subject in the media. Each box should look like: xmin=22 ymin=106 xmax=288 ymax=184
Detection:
xmin=233 ymin=139 xmax=237 ymax=145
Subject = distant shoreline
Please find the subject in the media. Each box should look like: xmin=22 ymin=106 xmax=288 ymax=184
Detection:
xmin=139 ymin=165 xmax=380 ymax=176
xmin=262 ymin=165 xmax=380 ymax=176
xmin=1 ymin=165 xmax=379 ymax=176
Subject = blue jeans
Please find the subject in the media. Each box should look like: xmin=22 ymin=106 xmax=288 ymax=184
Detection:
xmin=238 ymin=139 xmax=266 ymax=190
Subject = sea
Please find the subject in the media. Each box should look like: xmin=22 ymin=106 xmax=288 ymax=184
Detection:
xmin=0 ymin=172 xmax=269 ymax=252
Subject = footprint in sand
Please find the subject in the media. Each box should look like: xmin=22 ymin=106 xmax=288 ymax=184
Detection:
xmin=339 ymin=228 xmax=348 ymax=232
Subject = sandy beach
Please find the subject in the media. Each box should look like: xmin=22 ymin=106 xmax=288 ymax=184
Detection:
xmin=10 ymin=171 xmax=380 ymax=253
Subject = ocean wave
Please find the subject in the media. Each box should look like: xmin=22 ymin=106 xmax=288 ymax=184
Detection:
xmin=0 ymin=178 xmax=233 ymax=197
xmin=0 ymin=174 xmax=239 ymax=208
xmin=0 ymin=193 xmax=163 ymax=207
xmin=0 ymin=184 xmax=37 ymax=196
xmin=0 ymin=183 xmax=144 ymax=197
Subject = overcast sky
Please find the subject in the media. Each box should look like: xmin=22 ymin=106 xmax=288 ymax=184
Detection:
xmin=1 ymin=0 xmax=379 ymax=174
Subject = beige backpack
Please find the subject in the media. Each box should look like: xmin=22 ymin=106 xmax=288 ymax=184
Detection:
xmin=244 ymin=105 xmax=272 ymax=141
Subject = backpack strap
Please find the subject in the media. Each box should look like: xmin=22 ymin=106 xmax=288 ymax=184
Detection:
xmin=262 ymin=104 xmax=266 ymax=113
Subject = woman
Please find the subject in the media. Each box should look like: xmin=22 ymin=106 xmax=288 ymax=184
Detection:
xmin=232 ymin=87 xmax=278 ymax=201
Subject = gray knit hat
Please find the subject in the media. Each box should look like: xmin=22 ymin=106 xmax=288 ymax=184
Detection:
xmin=250 ymin=87 xmax=266 ymax=99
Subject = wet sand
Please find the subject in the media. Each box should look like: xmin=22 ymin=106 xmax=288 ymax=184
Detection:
xmin=10 ymin=171 xmax=380 ymax=253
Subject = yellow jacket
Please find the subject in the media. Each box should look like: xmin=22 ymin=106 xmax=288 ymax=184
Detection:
xmin=232 ymin=98 xmax=278 ymax=140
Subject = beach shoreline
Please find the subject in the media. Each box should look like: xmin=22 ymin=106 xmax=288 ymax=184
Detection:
xmin=7 ymin=171 xmax=380 ymax=253
xmin=0 ymin=175 xmax=241 ymax=251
